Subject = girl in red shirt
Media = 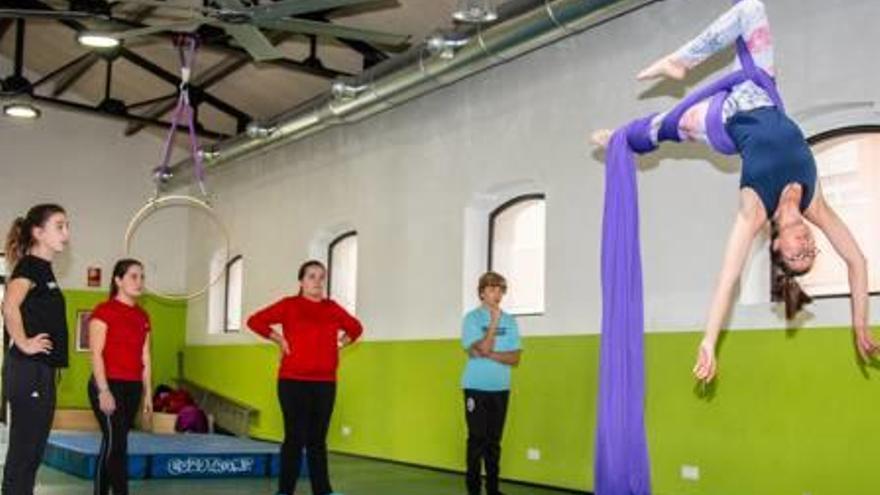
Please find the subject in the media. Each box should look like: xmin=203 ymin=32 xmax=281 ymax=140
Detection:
xmin=88 ymin=259 xmax=152 ymax=495
xmin=247 ymin=260 xmax=362 ymax=495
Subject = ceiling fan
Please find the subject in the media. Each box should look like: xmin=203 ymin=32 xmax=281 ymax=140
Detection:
xmin=0 ymin=5 xmax=109 ymax=21
xmin=0 ymin=0 xmax=411 ymax=61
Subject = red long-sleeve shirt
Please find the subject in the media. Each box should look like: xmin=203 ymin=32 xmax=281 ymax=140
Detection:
xmin=246 ymin=296 xmax=363 ymax=381
xmin=90 ymin=299 xmax=150 ymax=381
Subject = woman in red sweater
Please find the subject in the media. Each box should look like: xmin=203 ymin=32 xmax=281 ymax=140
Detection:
xmin=247 ymin=260 xmax=363 ymax=495
xmin=88 ymin=259 xmax=152 ymax=495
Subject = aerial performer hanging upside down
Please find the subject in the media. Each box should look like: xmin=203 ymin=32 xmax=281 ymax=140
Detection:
xmin=593 ymin=0 xmax=880 ymax=383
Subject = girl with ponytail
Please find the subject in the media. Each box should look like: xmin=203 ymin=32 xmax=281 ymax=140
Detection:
xmin=1 ymin=203 xmax=70 ymax=494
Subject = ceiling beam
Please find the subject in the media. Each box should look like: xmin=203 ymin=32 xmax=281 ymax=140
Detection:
xmin=31 ymin=93 xmax=231 ymax=140
xmin=49 ymin=52 xmax=100 ymax=96
xmin=103 ymin=18 xmax=353 ymax=79
xmin=118 ymin=47 xmax=251 ymax=123
xmin=0 ymin=19 xmax=12 ymax=41
xmin=31 ymin=51 xmax=94 ymax=90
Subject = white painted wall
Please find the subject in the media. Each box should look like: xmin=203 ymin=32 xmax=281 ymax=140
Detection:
xmin=76 ymin=0 xmax=880 ymax=342
xmin=1 ymin=55 xmax=188 ymax=292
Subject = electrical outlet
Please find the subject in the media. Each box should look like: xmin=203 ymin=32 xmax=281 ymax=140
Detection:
xmin=341 ymin=426 xmax=352 ymax=437
xmin=680 ymin=465 xmax=699 ymax=481
xmin=527 ymin=448 xmax=541 ymax=461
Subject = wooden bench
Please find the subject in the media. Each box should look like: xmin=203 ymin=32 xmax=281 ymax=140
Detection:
xmin=176 ymin=379 xmax=257 ymax=437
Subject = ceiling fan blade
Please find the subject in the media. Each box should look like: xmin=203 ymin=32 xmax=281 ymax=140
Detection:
xmin=105 ymin=20 xmax=202 ymax=39
xmin=248 ymin=0 xmax=380 ymax=19
xmin=109 ymin=0 xmax=220 ymax=16
xmin=212 ymin=0 xmax=249 ymax=10
xmin=254 ymin=17 xmax=409 ymax=47
xmin=0 ymin=8 xmax=106 ymax=20
xmin=222 ymin=23 xmax=285 ymax=61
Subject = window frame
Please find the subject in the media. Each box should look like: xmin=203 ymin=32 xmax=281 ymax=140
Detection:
xmin=487 ymin=193 xmax=547 ymax=316
xmin=770 ymin=125 xmax=880 ymax=301
xmin=327 ymin=230 xmax=358 ymax=310
xmin=223 ymin=254 xmax=244 ymax=333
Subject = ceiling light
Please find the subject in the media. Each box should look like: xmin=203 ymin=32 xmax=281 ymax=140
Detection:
xmin=2 ymin=102 xmax=41 ymax=119
xmin=77 ymin=33 xmax=120 ymax=49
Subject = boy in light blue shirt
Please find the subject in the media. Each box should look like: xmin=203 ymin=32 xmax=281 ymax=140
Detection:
xmin=461 ymin=272 xmax=522 ymax=495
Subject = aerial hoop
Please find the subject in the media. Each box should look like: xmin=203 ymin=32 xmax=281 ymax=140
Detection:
xmin=124 ymin=195 xmax=229 ymax=301
xmin=123 ymin=35 xmax=230 ymax=301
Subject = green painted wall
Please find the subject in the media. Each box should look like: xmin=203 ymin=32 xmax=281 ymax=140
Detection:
xmin=183 ymin=326 xmax=880 ymax=495
xmin=182 ymin=344 xmax=285 ymax=440
xmin=57 ymin=290 xmax=187 ymax=408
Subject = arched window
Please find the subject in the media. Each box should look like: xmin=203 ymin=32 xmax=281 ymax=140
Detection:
xmin=328 ymin=231 xmax=358 ymax=314
xmin=488 ymin=194 xmax=546 ymax=314
xmin=208 ymin=251 xmax=244 ymax=334
xmin=224 ymin=255 xmax=244 ymax=332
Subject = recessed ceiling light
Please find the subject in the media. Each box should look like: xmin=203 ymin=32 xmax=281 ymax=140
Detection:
xmin=77 ymin=33 xmax=120 ymax=49
xmin=2 ymin=103 xmax=41 ymax=119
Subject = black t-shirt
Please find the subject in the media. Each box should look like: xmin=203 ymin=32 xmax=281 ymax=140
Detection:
xmin=8 ymin=255 xmax=69 ymax=368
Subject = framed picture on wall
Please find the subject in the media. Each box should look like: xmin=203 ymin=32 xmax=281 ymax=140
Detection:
xmin=76 ymin=310 xmax=92 ymax=352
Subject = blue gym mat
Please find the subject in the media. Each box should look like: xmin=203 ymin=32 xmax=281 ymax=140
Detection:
xmin=44 ymin=430 xmax=285 ymax=479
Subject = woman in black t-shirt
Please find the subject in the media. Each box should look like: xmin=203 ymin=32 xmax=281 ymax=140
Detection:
xmin=1 ymin=204 xmax=70 ymax=494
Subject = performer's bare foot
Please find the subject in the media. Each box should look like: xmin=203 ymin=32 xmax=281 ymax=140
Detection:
xmin=591 ymin=129 xmax=614 ymax=149
xmin=637 ymin=55 xmax=687 ymax=81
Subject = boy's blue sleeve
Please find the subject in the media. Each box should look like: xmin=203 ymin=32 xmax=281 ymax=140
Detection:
xmin=461 ymin=312 xmax=483 ymax=349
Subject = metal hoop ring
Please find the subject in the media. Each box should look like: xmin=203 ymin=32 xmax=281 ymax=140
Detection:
xmin=124 ymin=195 xmax=229 ymax=301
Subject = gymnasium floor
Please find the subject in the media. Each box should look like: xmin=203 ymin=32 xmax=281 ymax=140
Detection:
xmin=1 ymin=439 xmax=582 ymax=494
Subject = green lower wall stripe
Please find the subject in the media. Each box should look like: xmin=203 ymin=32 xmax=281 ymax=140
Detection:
xmin=183 ymin=326 xmax=880 ymax=495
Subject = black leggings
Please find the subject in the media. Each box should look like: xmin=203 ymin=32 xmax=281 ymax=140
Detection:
xmin=88 ymin=378 xmax=143 ymax=495
xmin=464 ymin=389 xmax=510 ymax=495
xmin=277 ymin=380 xmax=336 ymax=495
xmin=2 ymin=352 xmax=56 ymax=495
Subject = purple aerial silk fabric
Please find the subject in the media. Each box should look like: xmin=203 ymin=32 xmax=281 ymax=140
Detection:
xmin=594 ymin=128 xmax=651 ymax=495
xmin=595 ymin=7 xmax=787 ymax=493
